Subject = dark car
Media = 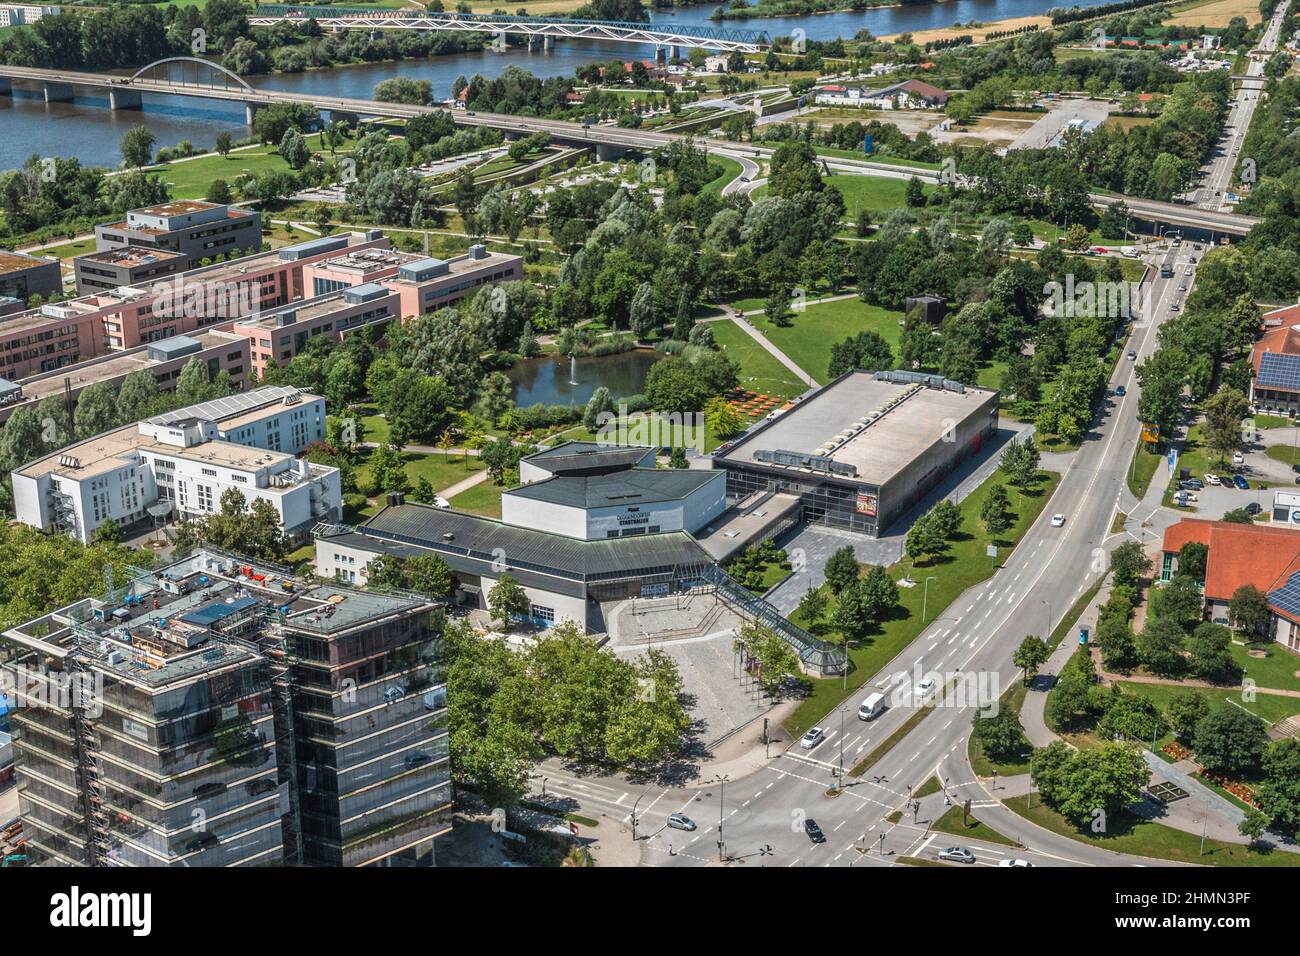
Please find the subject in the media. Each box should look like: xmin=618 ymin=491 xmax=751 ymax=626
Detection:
xmin=1179 ymin=478 xmax=1203 ymax=491
xmin=1232 ymin=475 xmax=1250 ymax=490
xmin=804 ymin=819 xmax=826 ymax=844
xmin=1114 ymin=385 xmax=1126 ymax=396
xmin=1246 ymin=502 xmax=1263 ymax=516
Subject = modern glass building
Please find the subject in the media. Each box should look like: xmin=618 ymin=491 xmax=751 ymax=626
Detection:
xmin=0 ymin=548 xmax=449 ymax=867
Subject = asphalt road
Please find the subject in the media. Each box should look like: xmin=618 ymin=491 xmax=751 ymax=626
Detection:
xmin=651 ymin=239 xmax=1203 ymax=868
xmin=1186 ymin=0 xmax=1289 ymax=209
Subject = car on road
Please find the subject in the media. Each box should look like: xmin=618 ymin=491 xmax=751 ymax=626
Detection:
xmin=1233 ymin=452 xmax=1245 ymax=466
xmin=1185 ymin=266 xmax=1194 ymax=276
xmin=667 ymin=813 xmax=697 ymax=831
xmin=1204 ymin=474 xmax=1222 ymax=486
xmin=800 ymin=727 xmax=826 ymax=749
xmin=1051 ymin=513 xmax=1066 ymax=527
xmin=1178 ymin=282 xmax=1187 ymax=291
xmin=999 ymin=858 xmax=1034 ymax=867
xmin=913 ymin=677 xmax=937 ymax=700
xmin=805 ymin=819 xmax=826 ymax=843
xmin=1169 ymin=301 xmax=1180 ymax=312
xmin=937 ymin=847 xmax=976 ymax=864
xmin=1114 ymin=385 xmax=1126 ymax=396
xmin=1246 ymin=502 xmax=1263 ymax=516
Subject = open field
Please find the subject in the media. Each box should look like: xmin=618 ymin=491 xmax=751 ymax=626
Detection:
xmin=1166 ymin=0 xmax=1265 ymax=28
xmin=880 ymin=15 xmax=1051 ymax=45
xmin=745 ymin=297 xmax=905 ymax=385
xmin=709 ymin=318 xmax=810 ymax=400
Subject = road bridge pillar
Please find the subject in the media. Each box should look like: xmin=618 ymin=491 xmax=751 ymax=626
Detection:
xmin=595 ymin=143 xmax=626 ymax=162
xmin=43 ymin=81 xmax=73 ymax=103
xmin=0 ymin=78 xmax=10 ymax=97
xmin=109 ymin=88 xmax=142 ymax=111
xmin=668 ymin=44 xmax=680 ymax=61
xmin=654 ymin=45 xmax=666 ymax=64
xmin=326 ymin=110 xmax=360 ymax=128
xmin=543 ymin=35 xmax=554 ymax=52
xmin=244 ymin=101 xmax=261 ymax=126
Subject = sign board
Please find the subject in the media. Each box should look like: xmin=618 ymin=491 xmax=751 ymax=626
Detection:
xmin=985 ymin=544 xmax=998 ymax=558
xmin=1140 ymin=422 xmax=1161 ymax=444
xmin=855 ymin=493 xmax=877 ymax=517
xmin=863 ymin=134 xmax=873 ymax=155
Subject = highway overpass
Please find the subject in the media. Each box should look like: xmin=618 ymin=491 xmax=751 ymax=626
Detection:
xmin=0 ymin=59 xmax=1260 ymax=238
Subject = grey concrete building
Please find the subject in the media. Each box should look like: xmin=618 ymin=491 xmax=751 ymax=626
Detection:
xmin=73 ymin=247 xmax=189 ymax=295
xmin=95 ymin=200 xmax=261 ymax=261
xmin=0 ymin=250 xmax=62 ymax=304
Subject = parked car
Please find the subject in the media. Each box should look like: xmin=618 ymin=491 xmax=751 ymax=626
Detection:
xmin=805 ymin=819 xmax=826 ymax=843
xmin=938 ymin=846 xmax=976 ymax=864
xmin=1246 ymin=502 xmax=1263 ymax=516
xmin=1232 ymin=452 xmax=1245 ymax=466
xmin=800 ymin=727 xmax=826 ymax=749
xmin=667 ymin=813 xmax=697 ymax=831
xmin=1233 ymin=475 xmax=1250 ymax=490
xmin=1204 ymin=474 xmax=1222 ymax=486
xmin=1179 ymin=478 xmax=1203 ymax=490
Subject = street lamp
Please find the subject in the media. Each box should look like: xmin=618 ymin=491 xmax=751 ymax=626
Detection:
xmin=630 ymin=791 xmax=646 ymax=841
xmin=715 ymin=774 xmax=729 ymax=862
xmin=1041 ymin=599 xmax=1052 ymax=636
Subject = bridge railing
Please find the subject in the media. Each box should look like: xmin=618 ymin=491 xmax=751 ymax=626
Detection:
xmin=251 ymin=5 xmax=770 ymax=44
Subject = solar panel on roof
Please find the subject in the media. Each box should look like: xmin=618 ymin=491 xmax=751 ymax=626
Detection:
xmin=1257 ymin=352 xmax=1300 ymax=392
xmin=1269 ymin=571 xmax=1300 ymax=619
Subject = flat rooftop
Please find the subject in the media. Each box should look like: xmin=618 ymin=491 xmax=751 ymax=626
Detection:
xmin=506 ymin=467 xmax=719 ymax=509
xmin=136 ymin=200 xmax=220 ymax=217
xmin=76 ymin=247 xmax=188 ymax=268
xmin=0 ymin=250 xmax=54 ymax=273
xmin=695 ymin=491 xmax=801 ymax=562
xmin=319 ymin=248 xmax=422 ymax=276
xmin=12 ymin=329 xmax=243 ymax=405
xmin=716 ymin=371 xmax=997 ymax=488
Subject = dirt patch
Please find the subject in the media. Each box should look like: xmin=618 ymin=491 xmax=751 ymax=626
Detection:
xmin=1166 ymin=0 xmax=1264 ymax=29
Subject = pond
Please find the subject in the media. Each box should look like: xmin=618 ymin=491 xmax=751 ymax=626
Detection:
xmin=507 ymin=349 xmax=661 ymax=408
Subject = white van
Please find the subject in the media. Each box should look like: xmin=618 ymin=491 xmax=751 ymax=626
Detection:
xmin=858 ymin=692 xmax=887 ymax=721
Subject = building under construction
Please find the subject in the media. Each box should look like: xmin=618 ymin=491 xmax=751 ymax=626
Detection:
xmin=0 ymin=548 xmax=449 ymax=867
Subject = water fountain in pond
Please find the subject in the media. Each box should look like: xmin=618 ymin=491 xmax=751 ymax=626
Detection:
xmin=568 ymin=353 xmax=579 ymax=386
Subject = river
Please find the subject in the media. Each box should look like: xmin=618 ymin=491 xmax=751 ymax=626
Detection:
xmin=0 ymin=0 xmax=1106 ymax=170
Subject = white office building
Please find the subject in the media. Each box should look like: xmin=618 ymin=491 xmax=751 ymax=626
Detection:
xmin=12 ymin=386 xmax=340 ymax=543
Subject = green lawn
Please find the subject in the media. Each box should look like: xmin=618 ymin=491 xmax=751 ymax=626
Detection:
xmin=1115 ymin=680 xmax=1300 ymax=725
xmin=700 ymin=156 xmax=744 ymax=198
xmin=355 ymin=448 xmax=485 ymax=498
xmin=1266 ymin=443 xmax=1300 ymax=467
xmin=786 ymin=468 xmax=1063 ymax=736
xmin=755 ymin=173 xmax=932 ymax=219
xmin=1230 ymin=641 xmax=1300 ymax=692
xmin=1005 ymin=799 xmax=1300 ymax=866
xmin=1127 ymin=441 xmax=1163 ymax=499
xmin=148 ymin=131 xmax=355 ymax=199
xmin=931 ymin=805 xmax=1019 ymax=847
xmin=709 ymin=319 xmax=810 ymax=400
xmin=449 ymin=479 xmax=505 ymax=517
xmin=745 ymin=297 xmax=905 ymax=386
xmin=31 ymin=236 xmax=97 ymax=260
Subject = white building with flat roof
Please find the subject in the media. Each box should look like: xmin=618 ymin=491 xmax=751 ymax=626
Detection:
xmin=12 ymin=386 xmax=339 ymax=543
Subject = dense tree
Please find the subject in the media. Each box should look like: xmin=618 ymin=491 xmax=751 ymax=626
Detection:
xmin=1012 ymin=635 xmax=1049 ymax=683
xmin=823 ymin=545 xmax=859 ymax=595
xmin=1193 ymin=703 xmax=1269 ymax=776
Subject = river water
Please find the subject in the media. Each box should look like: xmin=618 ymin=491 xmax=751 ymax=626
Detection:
xmin=0 ymin=0 xmax=1106 ymax=170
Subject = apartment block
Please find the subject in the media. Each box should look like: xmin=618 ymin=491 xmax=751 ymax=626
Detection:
xmin=0 ymin=250 xmax=62 ymax=304
xmin=0 ymin=547 xmax=449 ymax=867
xmin=11 ymin=386 xmax=339 ymax=544
xmin=0 ymin=231 xmax=392 ymax=378
xmin=73 ymin=247 xmax=189 ymax=296
xmin=95 ymin=201 xmax=262 ymax=262
xmin=302 ymin=244 xmax=524 ymax=320
xmin=0 ymin=329 xmax=250 ymax=425
xmin=228 ymin=283 xmax=400 ymax=379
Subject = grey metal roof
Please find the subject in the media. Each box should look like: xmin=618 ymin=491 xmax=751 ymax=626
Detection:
xmin=277 ymin=235 xmax=350 ymax=261
xmin=146 ymin=334 xmax=203 ymax=361
xmin=507 ymin=468 xmax=721 ymax=509
xmin=349 ymin=503 xmax=712 ymax=587
xmin=525 ymin=441 xmax=655 ymax=475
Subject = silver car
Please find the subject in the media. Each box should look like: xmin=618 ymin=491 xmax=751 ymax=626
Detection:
xmin=938 ymin=846 xmax=976 ymax=864
xmin=667 ymin=812 xmax=697 ymax=831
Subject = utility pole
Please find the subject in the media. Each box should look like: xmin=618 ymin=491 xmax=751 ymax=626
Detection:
xmin=630 ymin=791 xmax=645 ymax=841
xmin=715 ymin=774 xmax=729 ymax=862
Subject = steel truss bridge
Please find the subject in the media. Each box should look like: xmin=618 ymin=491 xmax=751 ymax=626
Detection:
xmin=248 ymin=5 xmax=771 ymax=53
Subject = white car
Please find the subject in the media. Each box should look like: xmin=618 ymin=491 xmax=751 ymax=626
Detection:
xmin=1232 ymin=453 xmax=1244 ymax=466
xmin=1204 ymin=474 xmax=1222 ymax=486
xmin=913 ymin=677 xmax=937 ymax=700
xmin=800 ymin=727 xmax=826 ymax=749
xmin=1050 ymin=513 xmax=1066 ymax=527
xmin=998 ymin=858 xmax=1034 ymax=867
